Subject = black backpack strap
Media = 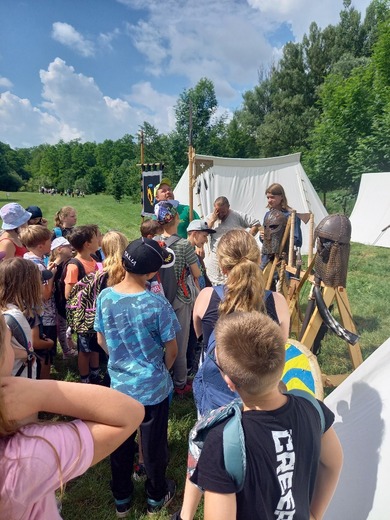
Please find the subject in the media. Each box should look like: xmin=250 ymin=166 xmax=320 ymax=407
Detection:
xmin=164 ymin=234 xmax=181 ymax=247
xmin=63 ymin=258 xmax=86 ymax=282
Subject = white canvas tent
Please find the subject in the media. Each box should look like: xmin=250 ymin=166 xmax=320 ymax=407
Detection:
xmin=350 ymin=172 xmax=390 ymax=248
xmin=174 ymin=153 xmax=327 ymax=254
xmin=324 ymin=337 xmax=390 ymax=520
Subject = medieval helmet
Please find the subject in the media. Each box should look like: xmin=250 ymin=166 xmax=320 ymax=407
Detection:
xmin=314 ymin=214 xmax=352 ymax=288
xmin=262 ymin=209 xmax=288 ymax=256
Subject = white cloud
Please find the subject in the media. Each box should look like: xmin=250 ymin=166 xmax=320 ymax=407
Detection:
xmin=0 ymin=76 xmax=13 ymax=90
xmin=0 ymin=59 xmax=178 ymax=148
xmin=126 ymin=81 xmax=177 ymax=131
xmin=51 ymin=22 xmax=95 ymax=57
xmin=0 ymin=91 xmax=73 ymax=148
xmin=124 ymin=0 xmax=276 ymax=104
xmin=247 ymin=0 xmax=372 ymax=40
xmin=121 ymin=0 xmax=372 ymax=103
xmin=98 ymin=28 xmax=121 ymax=51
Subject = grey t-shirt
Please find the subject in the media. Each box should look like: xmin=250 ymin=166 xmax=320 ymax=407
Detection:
xmin=205 ymin=210 xmax=260 ymax=285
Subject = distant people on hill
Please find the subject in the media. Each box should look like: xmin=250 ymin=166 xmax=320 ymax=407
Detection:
xmin=53 ymin=206 xmax=77 ymax=239
xmin=0 ymin=203 xmax=31 ymax=259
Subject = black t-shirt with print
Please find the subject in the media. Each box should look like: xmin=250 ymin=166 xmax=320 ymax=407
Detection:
xmin=191 ymin=394 xmax=334 ymax=520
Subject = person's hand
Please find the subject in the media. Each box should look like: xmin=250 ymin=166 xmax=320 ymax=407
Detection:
xmin=195 ymin=245 xmax=205 ymax=259
xmin=259 ymin=228 xmax=264 ymax=240
xmin=47 ymin=261 xmax=58 ymax=272
xmin=209 ymin=208 xmax=219 ymax=224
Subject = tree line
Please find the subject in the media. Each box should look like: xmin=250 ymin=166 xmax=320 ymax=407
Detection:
xmin=1 ymin=0 xmax=389 ymax=203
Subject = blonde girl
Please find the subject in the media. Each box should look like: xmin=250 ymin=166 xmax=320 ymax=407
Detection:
xmin=0 ymin=258 xmax=44 ymax=379
xmin=101 ymin=230 xmax=128 ymax=286
xmin=0 ymin=312 xmax=144 ymax=519
xmin=53 ymin=206 xmax=77 ymax=238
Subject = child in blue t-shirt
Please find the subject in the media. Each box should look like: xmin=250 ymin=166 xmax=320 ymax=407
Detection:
xmin=94 ymin=237 xmax=180 ymax=517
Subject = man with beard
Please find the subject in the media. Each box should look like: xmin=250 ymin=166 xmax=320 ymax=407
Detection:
xmin=206 ymin=197 xmax=260 ymax=285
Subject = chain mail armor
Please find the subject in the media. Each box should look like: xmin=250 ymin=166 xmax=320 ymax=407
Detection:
xmin=314 ymin=214 xmax=351 ymax=288
xmin=262 ymin=209 xmax=288 ymax=256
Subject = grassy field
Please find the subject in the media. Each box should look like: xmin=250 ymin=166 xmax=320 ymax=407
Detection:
xmin=1 ymin=192 xmax=143 ymax=241
xmin=3 ymin=191 xmax=390 ymax=519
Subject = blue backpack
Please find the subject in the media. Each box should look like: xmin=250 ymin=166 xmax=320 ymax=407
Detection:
xmin=192 ymin=286 xmax=239 ymax=416
xmin=189 ymin=391 xmax=325 ymax=492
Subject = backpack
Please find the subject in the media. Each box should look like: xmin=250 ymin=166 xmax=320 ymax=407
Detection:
xmin=3 ymin=313 xmax=36 ymax=378
xmin=157 ymin=235 xmax=191 ymax=304
xmin=54 ymin=258 xmax=86 ymax=317
xmin=53 ymin=226 xmax=63 ymax=238
xmin=188 ymin=391 xmax=325 ymax=492
xmin=66 ymin=270 xmax=107 ymax=334
xmin=193 ymin=287 xmax=278 ymax=416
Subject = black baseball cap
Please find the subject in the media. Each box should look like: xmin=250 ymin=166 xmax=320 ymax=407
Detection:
xmin=122 ymin=237 xmax=175 ymax=274
xmin=26 ymin=205 xmax=43 ymax=219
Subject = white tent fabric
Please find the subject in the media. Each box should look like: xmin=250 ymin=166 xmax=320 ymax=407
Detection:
xmin=324 ymin=338 xmax=390 ymax=520
xmin=350 ymin=172 xmax=390 ymax=248
xmin=174 ymin=153 xmax=327 ymax=254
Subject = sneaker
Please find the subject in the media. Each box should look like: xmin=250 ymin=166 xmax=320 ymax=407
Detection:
xmin=62 ymin=348 xmax=78 ymax=359
xmin=147 ymin=479 xmax=176 ymax=515
xmin=132 ymin=463 xmax=147 ymax=481
xmin=174 ymin=383 xmax=192 ymax=397
xmin=115 ymin=497 xmax=132 ymax=518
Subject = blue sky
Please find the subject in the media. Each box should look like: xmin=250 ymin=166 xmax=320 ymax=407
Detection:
xmin=0 ymin=0 xmax=371 ymax=149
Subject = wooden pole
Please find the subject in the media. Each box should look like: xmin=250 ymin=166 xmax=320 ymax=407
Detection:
xmin=288 ymin=210 xmax=296 ymax=267
xmin=188 ymin=101 xmax=194 ymax=221
xmin=188 ymin=145 xmax=195 ymax=221
xmin=308 ymin=212 xmax=314 ymax=267
xmin=140 ymin=130 xmax=144 ymax=165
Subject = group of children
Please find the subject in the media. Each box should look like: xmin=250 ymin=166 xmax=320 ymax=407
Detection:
xmin=0 ymin=196 xmax=343 ymax=519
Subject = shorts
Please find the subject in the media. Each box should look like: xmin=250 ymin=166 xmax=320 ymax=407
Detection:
xmin=77 ymin=333 xmax=101 ymax=354
xmin=35 ymin=325 xmax=57 ymax=365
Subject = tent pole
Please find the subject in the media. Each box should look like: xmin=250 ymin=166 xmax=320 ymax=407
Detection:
xmin=308 ymin=213 xmax=314 ymax=267
xmin=188 ymin=145 xmax=195 ymax=221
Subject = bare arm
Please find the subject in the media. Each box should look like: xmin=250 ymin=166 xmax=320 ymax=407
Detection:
xmin=272 ymin=291 xmax=290 ymax=342
xmin=310 ymin=427 xmax=343 ymax=520
xmin=189 ymin=261 xmax=201 ymax=281
xmin=0 ymin=239 xmax=16 ymax=259
xmin=31 ymin=326 xmax=54 ymax=350
xmin=1 ymin=377 xmax=145 ymax=466
xmin=97 ymin=332 xmax=108 ymax=354
xmin=164 ymin=338 xmax=178 ymax=370
xmin=204 ymin=491 xmax=236 ymax=520
xmin=64 ymin=282 xmax=75 ymax=300
xmin=193 ymin=287 xmax=213 ymax=338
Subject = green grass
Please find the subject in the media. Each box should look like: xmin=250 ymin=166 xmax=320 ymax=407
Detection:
xmin=1 ymin=191 xmax=143 ymax=240
xmin=4 ymin=191 xmax=390 ymax=519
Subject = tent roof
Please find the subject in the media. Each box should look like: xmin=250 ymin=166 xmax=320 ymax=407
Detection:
xmin=350 ymin=172 xmax=390 ymax=248
xmin=174 ymin=153 xmax=328 ymax=254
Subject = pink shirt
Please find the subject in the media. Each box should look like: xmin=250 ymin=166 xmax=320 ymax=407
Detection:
xmin=0 ymin=420 xmax=94 ymax=520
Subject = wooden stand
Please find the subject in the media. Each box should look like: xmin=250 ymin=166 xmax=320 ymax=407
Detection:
xmin=299 ymin=285 xmax=363 ymax=387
